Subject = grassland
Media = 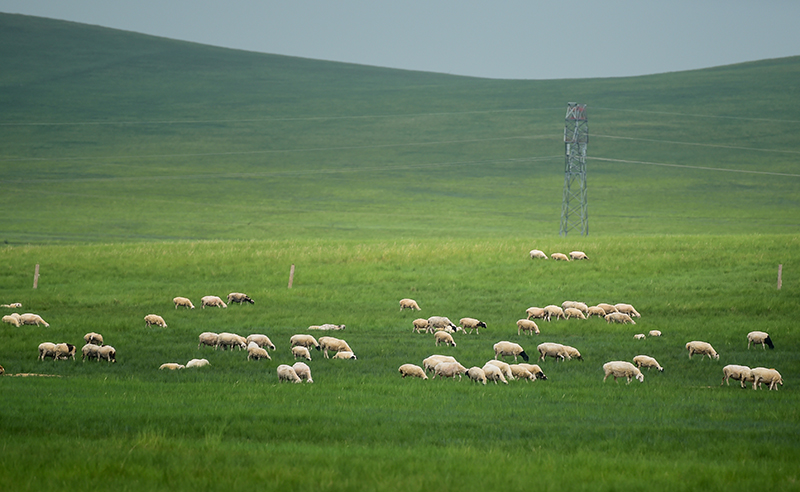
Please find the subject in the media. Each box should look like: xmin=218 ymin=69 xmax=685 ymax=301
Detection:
xmin=1 ymin=12 xmax=799 ymax=491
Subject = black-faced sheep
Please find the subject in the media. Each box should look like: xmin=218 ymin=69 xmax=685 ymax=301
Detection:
xmin=159 ymin=363 xmax=185 ymax=370
xmin=83 ymin=332 xmax=103 ymax=346
xmin=604 ymin=312 xmax=635 ymax=325
xmin=427 ymin=316 xmax=459 ymax=333
xmin=198 ymin=332 xmax=219 ymax=350
xmin=277 ymin=364 xmax=302 ymax=383
xmin=551 ymin=253 xmax=570 ymax=261
xmin=289 ymin=334 xmax=320 ymax=351
xmin=750 ymin=367 xmax=783 ymax=390
xmin=227 ymin=292 xmax=254 ymax=305
xmin=721 ymin=364 xmax=753 ymax=388
xmin=399 ymin=298 xmax=421 ymax=311
xmin=516 ymin=319 xmax=539 ymax=335
xmin=434 ymin=331 xmax=456 ymax=347
xmin=569 ymin=251 xmax=589 ymax=260
xmin=603 ymin=361 xmax=644 ymax=384
xmin=246 ymin=334 xmax=276 ymax=351
xmin=200 ymin=295 xmax=227 ymax=309
xmin=144 ymin=314 xmax=167 ymax=328
xmin=529 ymin=249 xmax=548 ymax=259
xmin=493 ymin=341 xmax=529 ymax=362
xmin=319 ymin=336 xmax=353 ymax=358
xmin=332 ymin=351 xmax=357 ymax=360
xmin=97 ymin=345 xmax=116 ymax=363
xmin=20 ymin=313 xmax=49 ymax=327
xmin=686 ymin=341 xmax=719 ymax=360
xmin=466 ymin=366 xmax=487 ymax=385
xmin=172 ymin=297 xmax=195 ymax=309
xmin=481 ymin=363 xmax=508 ymax=384
xmin=459 ymin=317 xmax=487 ymax=335
xmin=633 ymin=355 xmax=663 ymax=372
xmin=516 ymin=363 xmax=547 ymax=380
xmin=54 ymin=343 xmax=76 ymax=360
xmin=247 ymin=342 xmax=272 ymax=361
xmin=747 ymin=331 xmax=774 ymax=350
xmin=399 ymin=363 xmax=428 ymax=380
xmin=2 ymin=313 xmax=21 ymax=327
xmin=509 ymin=365 xmax=535 ymax=381
xmin=292 ymin=362 xmax=313 ymax=383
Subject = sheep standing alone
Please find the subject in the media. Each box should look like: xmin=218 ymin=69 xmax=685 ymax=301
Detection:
xmin=751 ymin=367 xmax=783 ymax=391
xmin=747 ymin=331 xmax=774 ymax=350
xmin=569 ymin=251 xmax=589 ymax=260
xmin=289 ymin=334 xmax=320 ymax=351
xmin=292 ymin=362 xmax=313 ymax=383
xmin=399 ymin=298 xmax=421 ymax=311
xmin=604 ymin=312 xmax=636 ymax=325
xmin=633 ymin=355 xmax=664 ymax=372
xmin=20 ymin=313 xmax=50 ymax=327
xmin=517 ymin=319 xmax=539 ymax=335
xmin=319 ymin=336 xmax=354 ymax=358
xmin=247 ymin=342 xmax=272 ymax=361
xmin=481 ymin=363 xmax=508 ymax=385
xmin=198 ymin=332 xmax=220 ymax=349
xmin=2 ymin=313 xmax=21 ymax=327
xmin=172 ymin=297 xmax=195 ymax=309
xmin=200 ymin=296 xmax=227 ymax=309
xmin=412 ymin=318 xmax=431 ymax=334
xmin=292 ymin=346 xmax=312 ymax=360
xmin=467 ymin=366 xmax=487 ymax=385
xmin=144 ymin=314 xmax=167 ymax=328
xmin=277 ymin=364 xmax=302 ymax=383
xmin=529 ymin=249 xmax=548 ymax=259
xmin=434 ymin=331 xmax=457 ymax=347
xmin=459 ymin=317 xmax=487 ymax=335
xmin=399 ymin=364 xmax=428 ymax=380
xmin=603 ymin=361 xmax=644 ymax=384
xmin=227 ymin=292 xmax=254 ymax=305
xmin=83 ymin=332 xmax=104 ymax=346
xmin=686 ymin=341 xmax=719 ymax=360
xmin=551 ymin=253 xmax=570 ymax=261
xmin=493 ymin=341 xmax=529 ymax=362
xmin=721 ymin=365 xmax=753 ymax=388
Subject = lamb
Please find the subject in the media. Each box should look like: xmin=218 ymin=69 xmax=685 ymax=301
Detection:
xmin=172 ymin=297 xmax=195 ymax=309
xmin=412 ymin=318 xmax=431 ymax=333
xmin=247 ymin=342 xmax=272 ymax=361
xmin=81 ymin=343 xmax=101 ymax=361
xmin=198 ymin=332 xmax=220 ymax=349
xmin=434 ymin=331 xmax=456 ymax=347
xmin=562 ymin=345 xmax=583 ymax=361
xmin=603 ymin=361 xmax=644 ymax=384
xmin=543 ymin=305 xmax=566 ymax=321
xmin=632 ymin=355 xmax=663 ymax=372
xmin=648 ymin=330 xmax=662 ymax=337
xmin=485 ymin=359 xmax=515 ymax=381
xmin=319 ymin=336 xmax=353 ymax=358
xmin=433 ymin=361 xmax=468 ymax=380
xmin=427 ymin=316 xmax=459 ymax=332
xmin=686 ymin=341 xmax=719 ymax=360
xmin=596 ymin=303 xmax=617 ymax=314
xmin=604 ymin=312 xmax=636 ymax=325
xmin=332 ymin=351 xmax=357 ymax=360
xmin=200 ymin=295 xmax=227 ymax=309
xmin=97 ymin=345 xmax=116 ymax=363
xmin=54 ymin=343 xmax=76 ymax=360
xmin=292 ymin=362 xmax=313 ymax=383
xmin=529 ymin=249 xmax=548 ymax=259
xmin=227 ymin=292 xmax=254 ymax=305
xmin=422 ymin=355 xmax=457 ymax=373
xmin=493 ymin=341 xmax=529 ymax=362
xmin=159 ymin=363 xmax=185 ymax=370
xmin=569 ymin=251 xmax=589 ymax=260
xmin=551 ymin=253 xmax=570 ymax=261
xmin=144 ymin=314 xmax=167 ymax=328
xmin=399 ymin=298 xmax=421 ymax=311
xmin=481 ymin=363 xmax=508 ymax=384
xmin=537 ymin=342 xmax=571 ymax=362
xmin=587 ymin=306 xmax=607 ymax=318
xmin=83 ymin=332 xmax=103 ymax=346
xmin=750 ymin=367 xmax=783 ymax=391
xmin=292 ymin=346 xmax=312 ymax=360
xmin=516 ymin=363 xmax=547 ymax=380
xmin=459 ymin=317 xmax=487 ymax=335
xmin=19 ymin=313 xmax=49 ymax=327
xmin=246 ymin=334 xmax=276 ymax=351
xmin=525 ymin=307 xmax=547 ymax=320
xmin=277 ymin=364 xmax=302 ymax=383
xmin=38 ymin=342 xmax=57 ymax=360
xmin=747 ymin=331 xmax=774 ymax=350
xmin=634 ymin=333 xmax=646 ymax=340
xmin=289 ymin=334 xmax=320 ymax=351
xmin=186 ymin=358 xmax=210 ymax=368
xmin=509 ymin=365 xmax=535 ymax=381
xmin=517 ymin=319 xmax=539 ymax=335
xmin=217 ymin=332 xmax=246 ymax=351
xmin=399 ymin=363 xmax=428 ymax=380
xmin=2 ymin=313 xmax=21 ymax=327
xmin=564 ymin=307 xmax=587 ymax=320
xmin=466 ymin=366 xmax=487 ymax=385
xmin=721 ymin=364 xmax=753 ymax=388
xmin=614 ymin=303 xmax=641 ymax=317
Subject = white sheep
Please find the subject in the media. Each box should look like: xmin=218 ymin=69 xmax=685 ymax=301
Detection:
xmin=434 ymin=331 xmax=456 ymax=347
xmin=292 ymin=346 xmax=312 ymax=360
xmin=81 ymin=343 xmax=100 ymax=361
xmin=603 ymin=361 xmax=644 ymax=384
xmin=0 ymin=364 xmax=3 ymax=375
xmin=292 ymin=362 xmax=313 ymax=383
xmin=332 ymin=351 xmax=357 ymax=360
xmin=569 ymin=251 xmax=589 ymax=260
xmin=485 ymin=359 xmax=515 ymax=381
xmin=614 ymin=303 xmax=641 ymax=317
xmin=459 ymin=317 xmax=487 ymax=335
xmin=20 ymin=313 xmax=50 ymax=327
xmin=38 ymin=342 xmax=57 ymax=360
xmin=200 ymin=295 xmax=227 ymax=309
xmin=144 ymin=314 xmax=167 ymax=328
xmin=186 ymin=358 xmax=210 ymax=368
xmin=198 ymin=332 xmax=220 ymax=349
xmin=516 ymin=363 xmax=547 ymax=380
xmin=648 ymin=330 xmax=662 ymax=337
xmin=227 ymin=292 xmax=254 ymax=305
xmin=412 ymin=318 xmax=430 ymax=333
xmin=481 ymin=363 xmax=508 ymax=384
xmin=246 ymin=334 xmax=276 ymax=350
xmin=217 ymin=332 xmax=246 ymax=351
xmin=525 ymin=307 xmax=547 ymax=320
xmin=634 ymin=333 xmax=646 ymax=340
xmin=97 ymin=345 xmax=116 ymax=363
xmin=721 ymin=364 xmax=753 ymax=388
xmin=564 ymin=307 xmax=587 ymax=320
xmin=509 ymin=365 xmax=535 ymax=381
xmin=604 ymin=312 xmax=636 ymax=325
xmin=172 ymin=297 xmax=195 ymax=309
xmin=493 ymin=341 xmax=529 ymax=362
xmin=632 ymin=355 xmax=663 ymax=372
xmin=247 ymin=342 xmax=272 ymax=361
xmin=399 ymin=298 xmax=421 ymax=311
xmin=54 ymin=343 xmax=76 ymax=360
xmin=289 ymin=334 xmax=320 ymax=351
xmin=399 ymin=363 xmax=428 ymax=380
xmin=747 ymin=331 xmax=774 ymax=350
xmin=537 ymin=342 xmax=570 ymax=362
xmin=277 ymin=364 xmax=302 ymax=383
xmin=427 ymin=316 xmax=459 ymax=332
xmin=562 ymin=301 xmax=589 ymax=314
xmin=596 ymin=303 xmax=617 ymax=314
xmin=543 ymin=305 xmax=566 ymax=321
xmin=319 ymin=336 xmax=353 ymax=358
xmin=750 ymin=367 xmax=783 ymax=391
xmin=83 ymin=332 xmax=104 ymax=346
xmin=159 ymin=363 xmax=185 ymax=370
xmin=433 ymin=361 xmax=467 ymax=380
xmin=562 ymin=345 xmax=583 ymax=361
xmin=1 ymin=302 xmax=22 ymax=308
xmin=587 ymin=306 xmax=607 ymax=318
xmin=466 ymin=366 xmax=487 ymax=385
xmin=529 ymin=249 xmax=548 ymax=259
xmin=422 ymin=355 xmax=457 ymax=373
xmin=516 ymin=319 xmax=539 ymax=335
xmin=551 ymin=253 xmax=570 ymax=261
xmin=309 ymin=323 xmax=346 ymax=331
xmin=2 ymin=313 xmax=21 ymax=327
xmin=686 ymin=341 xmax=719 ymax=360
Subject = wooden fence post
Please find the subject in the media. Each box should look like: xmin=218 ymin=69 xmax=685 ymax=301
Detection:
xmin=33 ymin=264 xmax=40 ymax=289
xmin=288 ymin=264 xmax=295 ymax=289
xmin=777 ymin=264 xmax=782 ymax=290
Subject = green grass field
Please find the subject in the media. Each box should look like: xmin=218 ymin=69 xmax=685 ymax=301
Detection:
xmin=1 ymin=13 xmax=799 ymax=491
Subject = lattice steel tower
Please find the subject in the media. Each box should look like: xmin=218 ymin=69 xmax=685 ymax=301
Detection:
xmin=560 ymin=103 xmax=588 ymax=236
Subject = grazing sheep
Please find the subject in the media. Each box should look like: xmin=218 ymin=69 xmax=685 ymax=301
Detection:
xmin=277 ymin=364 xmax=302 ymax=383
xmin=551 ymin=253 xmax=570 ymax=261
xmin=603 ymin=361 xmax=644 ymax=384
xmin=605 ymin=312 xmax=636 ymax=325
xmin=529 ymin=249 xmax=548 ymax=259
xmin=525 ymin=307 xmax=547 ymax=320
xmin=2 ymin=313 xmax=21 ymax=327
xmin=562 ymin=301 xmax=589 ymax=314
xmin=289 ymin=334 xmax=320 ymax=351
xmin=517 ymin=319 xmax=540 ymax=336
xmin=686 ymin=341 xmax=719 ymax=360
xmin=54 ymin=343 xmax=76 ymax=360
xmin=634 ymin=333 xmax=646 ymax=340
xmin=38 ymin=342 xmax=57 ymax=361
xmin=614 ymin=303 xmax=641 ymax=317
xmin=20 ymin=313 xmax=49 ymax=327
xmin=217 ymin=332 xmax=246 ymax=351
xmin=485 ymin=360 xmax=515 ymax=381
xmin=198 ymin=332 xmax=220 ymax=350
xmin=399 ymin=298 xmax=421 ymax=311
xmin=83 ymin=332 xmax=103 ymax=346
xmin=412 ymin=318 xmax=431 ymax=334
xmin=562 ymin=345 xmax=583 ymax=361
xmin=596 ymin=303 xmax=617 ymax=314
xmin=493 ymin=341 xmax=529 ymax=362
xmin=308 ymin=323 xmax=346 ymax=331
xmin=649 ymin=330 xmax=662 ymax=337
xmin=200 ymin=295 xmax=227 ymax=309
xmin=159 ymin=363 xmax=185 ymax=370
xmin=569 ymin=251 xmax=589 ymax=260
xmin=319 ymin=336 xmax=354 ymax=358
xmin=564 ymin=307 xmax=587 ymax=320
xmin=227 ymin=292 xmax=254 ymax=305
xmin=97 ymin=345 xmax=116 ymax=363
xmin=186 ymin=358 xmax=210 ymax=368
xmin=481 ymin=363 xmax=508 ymax=384
xmin=423 ymin=355 xmax=458 ymax=373
xmin=144 ymin=314 xmax=167 ymax=328
xmin=292 ymin=362 xmax=313 ymax=383
xmin=466 ymin=366 xmax=487 ymax=385
xmin=0 ymin=365 xmax=3 ymax=375
xmin=1 ymin=302 xmax=22 ymax=308
xmin=433 ymin=361 xmax=468 ymax=380
xmin=81 ymin=343 xmax=101 ymax=361
xmin=459 ymin=317 xmax=487 ymax=335
xmin=292 ymin=346 xmax=312 ymax=360
xmin=509 ymin=365 xmax=535 ymax=381
xmin=542 ymin=305 xmax=566 ymax=321
xmin=751 ymin=367 xmax=783 ymax=391
xmin=721 ymin=364 xmax=753 ymax=388
xmin=399 ymin=363 xmax=428 ymax=380
xmin=247 ymin=342 xmax=272 ymax=361
xmin=747 ymin=331 xmax=774 ymax=350
xmin=434 ymin=331 xmax=457 ymax=347
xmin=332 ymin=351 xmax=357 ymax=360
xmin=587 ymin=306 xmax=607 ymax=318
xmin=633 ymin=355 xmax=663 ymax=372
xmin=516 ymin=363 xmax=547 ymax=380
xmin=246 ymin=334 xmax=276 ymax=351
xmin=427 ymin=316 xmax=459 ymax=333
xmin=172 ymin=297 xmax=195 ymax=309
xmin=537 ymin=342 xmax=571 ymax=362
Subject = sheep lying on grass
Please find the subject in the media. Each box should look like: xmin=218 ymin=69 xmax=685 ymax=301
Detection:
xmin=247 ymin=342 xmax=271 ymax=361
xmin=144 ymin=314 xmax=167 ymax=328
xmin=1 ymin=302 xmax=22 ymax=308
xmin=481 ymin=363 xmax=508 ymax=384
xmin=292 ymin=346 xmax=312 ymax=360
xmin=633 ymin=355 xmax=663 ymax=372
xmin=159 ymin=363 xmax=185 ymax=370
xmin=290 ymin=334 xmax=320 ymax=351
xmin=227 ymin=292 xmax=254 ymax=305
xmin=186 ymin=358 xmax=210 ymax=368
xmin=493 ymin=341 xmax=529 ymax=362
xmin=293 ymin=362 xmax=313 ymax=383
xmin=319 ymin=336 xmax=353 ymax=358
xmin=459 ymin=317 xmax=487 ymax=335
xmin=332 ymin=351 xmax=357 ymax=360
xmin=569 ymin=251 xmax=589 ymax=260
xmin=751 ymin=367 xmax=783 ymax=391
xmin=2 ymin=313 xmax=21 ymax=327
xmin=434 ymin=331 xmax=456 ymax=347
xmin=747 ymin=331 xmax=774 ymax=350
xmin=467 ymin=366 xmax=487 ymax=385
xmin=308 ymin=324 xmax=345 ymax=331
xmin=399 ymin=298 xmax=421 ymax=311
xmin=517 ymin=319 xmax=539 ymax=335
xmin=721 ymin=364 xmax=753 ymax=388
xmin=83 ymin=332 xmax=103 ymax=346
xmin=246 ymin=334 xmax=275 ymax=351
xmin=198 ymin=332 xmax=219 ymax=349
xmin=20 ymin=313 xmax=49 ymax=327
xmin=603 ymin=361 xmax=644 ymax=384
xmin=277 ymin=364 xmax=301 ymax=383
xmin=529 ymin=249 xmax=548 ymax=259
xmin=686 ymin=341 xmax=719 ymax=360
xmin=200 ymin=296 xmax=227 ymax=309
xmin=399 ymin=364 xmax=428 ymax=380
xmin=172 ymin=297 xmax=195 ymax=309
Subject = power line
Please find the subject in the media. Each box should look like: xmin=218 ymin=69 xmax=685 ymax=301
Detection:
xmin=590 ymin=156 xmax=800 ymax=178
xmin=593 ymin=134 xmax=800 ymax=155
xmin=592 ymin=107 xmax=800 ymax=124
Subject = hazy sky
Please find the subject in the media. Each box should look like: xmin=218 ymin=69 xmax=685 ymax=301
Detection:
xmin=3 ymin=1 xmax=799 ymax=80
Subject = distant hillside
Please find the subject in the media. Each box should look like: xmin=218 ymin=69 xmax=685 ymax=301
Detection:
xmin=1 ymin=13 xmax=799 ymax=243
